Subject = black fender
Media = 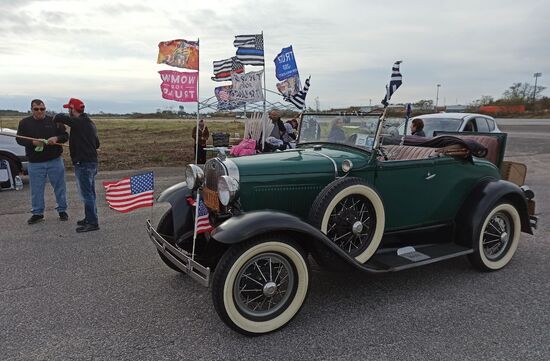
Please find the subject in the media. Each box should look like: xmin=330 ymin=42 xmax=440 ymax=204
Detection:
xmin=156 ymin=181 xmax=194 ymax=238
xmin=210 ymin=210 xmax=383 ymax=273
xmin=456 ymin=178 xmax=533 ymax=247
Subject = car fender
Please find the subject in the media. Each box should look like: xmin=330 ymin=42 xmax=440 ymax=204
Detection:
xmin=157 ymin=181 xmax=194 ymax=237
xmin=456 ymin=178 xmax=532 ymax=246
xmin=210 ymin=210 xmax=371 ymax=271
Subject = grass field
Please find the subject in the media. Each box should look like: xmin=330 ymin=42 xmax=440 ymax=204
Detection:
xmin=1 ymin=116 xmax=245 ymax=171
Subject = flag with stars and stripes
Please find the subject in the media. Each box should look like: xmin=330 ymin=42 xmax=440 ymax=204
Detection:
xmin=212 ymin=56 xmax=244 ymax=82
xmin=234 ymin=34 xmax=264 ymax=66
xmin=381 ymin=61 xmax=403 ymax=107
xmin=284 ymin=76 xmax=310 ymax=109
xmin=187 ymin=196 xmax=213 ymax=234
xmin=103 ymin=172 xmax=154 ymax=213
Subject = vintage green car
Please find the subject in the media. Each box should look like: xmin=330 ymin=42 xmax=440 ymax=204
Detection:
xmin=146 ymin=112 xmax=537 ymax=335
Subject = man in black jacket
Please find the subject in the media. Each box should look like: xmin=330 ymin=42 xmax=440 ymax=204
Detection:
xmin=53 ymin=98 xmax=100 ymax=233
xmin=17 ymin=99 xmax=69 ymax=224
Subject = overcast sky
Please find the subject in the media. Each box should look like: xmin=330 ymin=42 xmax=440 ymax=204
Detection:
xmin=1 ymin=0 xmax=548 ymax=113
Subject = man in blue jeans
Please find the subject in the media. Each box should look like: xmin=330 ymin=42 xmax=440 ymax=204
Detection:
xmin=17 ymin=99 xmax=69 ymax=224
xmin=53 ymin=98 xmax=100 ymax=233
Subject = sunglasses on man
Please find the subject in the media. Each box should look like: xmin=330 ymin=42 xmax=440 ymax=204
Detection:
xmin=33 ymin=107 xmax=46 ymax=111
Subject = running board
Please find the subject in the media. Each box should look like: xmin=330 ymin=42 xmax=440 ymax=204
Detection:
xmin=364 ymin=243 xmax=473 ymax=272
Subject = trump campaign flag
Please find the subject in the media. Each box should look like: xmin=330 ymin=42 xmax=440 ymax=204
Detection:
xmin=159 ymin=70 xmax=198 ymax=102
xmin=157 ymin=39 xmax=199 ymax=70
xmin=274 ymin=46 xmax=299 ymax=81
xmin=103 ymin=172 xmax=154 ymax=213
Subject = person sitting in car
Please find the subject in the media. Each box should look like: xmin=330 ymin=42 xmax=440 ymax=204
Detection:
xmin=410 ymin=118 xmax=426 ymax=137
xmin=328 ymin=117 xmax=345 ymax=142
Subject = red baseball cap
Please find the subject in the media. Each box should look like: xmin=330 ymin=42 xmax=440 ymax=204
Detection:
xmin=63 ymin=98 xmax=85 ymax=112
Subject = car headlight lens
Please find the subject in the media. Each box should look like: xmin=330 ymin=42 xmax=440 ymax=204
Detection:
xmin=342 ymin=159 xmax=353 ymax=173
xmin=185 ymin=164 xmax=204 ymax=190
xmin=218 ymin=175 xmax=239 ymax=206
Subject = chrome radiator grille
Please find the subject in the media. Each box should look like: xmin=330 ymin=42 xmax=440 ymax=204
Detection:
xmin=204 ymin=158 xmax=227 ymax=191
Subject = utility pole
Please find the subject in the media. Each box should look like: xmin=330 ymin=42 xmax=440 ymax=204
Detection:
xmin=435 ymin=84 xmax=441 ymax=110
xmin=533 ymin=72 xmax=542 ymax=104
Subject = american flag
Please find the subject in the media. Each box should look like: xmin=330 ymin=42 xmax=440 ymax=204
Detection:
xmin=234 ymin=34 xmax=264 ymax=66
xmin=187 ymin=196 xmax=213 ymax=234
xmin=284 ymin=76 xmax=310 ymax=109
xmin=211 ymin=56 xmax=244 ymax=82
xmin=103 ymin=172 xmax=154 ymax=213
xmin=381 ymin=61 xmax=403 ymax=107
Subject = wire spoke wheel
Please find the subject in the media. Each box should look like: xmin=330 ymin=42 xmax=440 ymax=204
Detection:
xmin=327 ymin=194 xmax=376 ymax=257
xmin=233 ymin=253 xmax=295 ymax=319
xmin=482 ymin=211 xmax=512 ymax=261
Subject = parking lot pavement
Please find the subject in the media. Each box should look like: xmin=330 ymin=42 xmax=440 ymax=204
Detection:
xmin=1 ymin=130 xmax=549 ymax=360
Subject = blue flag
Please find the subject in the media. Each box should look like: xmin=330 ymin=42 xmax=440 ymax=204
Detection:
xmin=274 ymin=46 xmax=299 ymax=81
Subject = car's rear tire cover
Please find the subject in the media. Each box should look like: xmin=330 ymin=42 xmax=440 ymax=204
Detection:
xmin=309 ymin=177 xmax=385 ymax=263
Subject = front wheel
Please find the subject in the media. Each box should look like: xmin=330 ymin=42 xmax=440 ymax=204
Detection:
xmin=212 ymin=236 xmax=310 ymax=335
xmin=468 ymin=202 xmax=521 ymax=271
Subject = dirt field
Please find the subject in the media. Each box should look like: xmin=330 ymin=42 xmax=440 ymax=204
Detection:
xmin=1 ymin=116 xmax=245 ymax=171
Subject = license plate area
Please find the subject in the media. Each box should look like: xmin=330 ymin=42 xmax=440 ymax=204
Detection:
xmin=203 ymin=187 xmax=220 ymax=212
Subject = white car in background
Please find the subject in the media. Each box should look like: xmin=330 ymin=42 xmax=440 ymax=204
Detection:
xmin=404 ymin=113 xmax=501 ymax=137
xmin=0 ymin=128 xmax=28 ymax=177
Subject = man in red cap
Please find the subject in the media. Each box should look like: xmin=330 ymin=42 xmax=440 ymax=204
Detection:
xmin=53 ymin=98 xmax=100 ymax=232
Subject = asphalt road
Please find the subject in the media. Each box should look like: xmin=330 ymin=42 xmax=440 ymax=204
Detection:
xmin=1 ymin=120 xmax=549 ymax=361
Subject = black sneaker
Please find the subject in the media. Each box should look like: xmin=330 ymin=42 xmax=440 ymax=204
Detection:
xmin=27 ymin=214 xmax=44 ymax=225
xmin=59 ymin=211 xmax=69 ymax=221
xmin=76 ymin=224 xmax=100 ymax=233
xmin=77 ymin=219 xmax=86 ymax=226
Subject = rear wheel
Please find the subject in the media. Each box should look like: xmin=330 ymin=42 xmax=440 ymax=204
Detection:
xmin=212 ymin=236 xmax=310 ymax=335
xmin=468 ymin=202 xmax=521 ymax=271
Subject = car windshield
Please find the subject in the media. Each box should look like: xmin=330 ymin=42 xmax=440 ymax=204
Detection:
xmin=298 ymin=114 xmax=404 ymax=152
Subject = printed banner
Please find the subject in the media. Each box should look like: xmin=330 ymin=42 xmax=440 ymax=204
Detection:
xmin=215 ymin=86 xmax=245 ymax=110
xmin=276 ymin=75 xmax=300 ymax=97
xmin=157 ymin=39 xmax=199 ymax=70
xmin=159 ymin=70 xmax=198 ymax=102
xmin=274 ymin=46 xmax=299 ymax=81
xmin=231 ymin=70 xmax=264 ymax=103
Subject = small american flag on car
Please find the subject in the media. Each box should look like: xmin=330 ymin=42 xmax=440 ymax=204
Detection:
xmin=187 ymin=196 xmax=213 ymax=234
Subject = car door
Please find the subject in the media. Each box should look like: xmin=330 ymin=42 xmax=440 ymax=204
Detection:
xmin=374 ymin=158 xmax=439 ymax=230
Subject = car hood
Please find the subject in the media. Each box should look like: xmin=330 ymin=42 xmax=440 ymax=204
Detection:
xmin=230 ymin=146 xmax=371 ymax=177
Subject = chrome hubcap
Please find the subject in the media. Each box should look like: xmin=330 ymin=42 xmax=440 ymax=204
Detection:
xmin=352 ymin=221 xmax=363 ymax=235
xmin=263 ymin=282 xmax=277 ymax=297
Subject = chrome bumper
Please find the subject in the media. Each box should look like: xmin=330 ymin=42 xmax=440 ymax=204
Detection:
xmin=146 ymin=219 xmax=210 ymax=287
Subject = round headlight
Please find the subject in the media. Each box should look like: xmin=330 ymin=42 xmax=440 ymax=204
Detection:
xmin=342 ymin=159 xmax=354 ymax=173
xmin=185 ymin=164 xmax=204 ymax=190
xmin=218 ymin=175 xmax=239 ymax=206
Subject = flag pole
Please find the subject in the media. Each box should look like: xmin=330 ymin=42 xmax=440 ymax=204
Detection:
xmin=262 ymin=30 xmax=266 ymax=116
xmin=194 ymin=38 xmax=200 ymax=164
